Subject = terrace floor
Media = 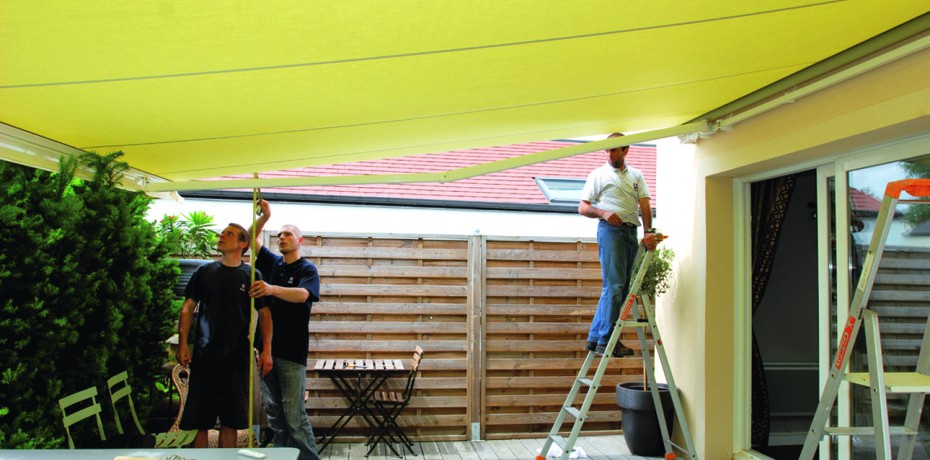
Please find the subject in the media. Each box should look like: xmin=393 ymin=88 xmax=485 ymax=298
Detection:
xmin=319 ymin=436 xmax=664 ymax=459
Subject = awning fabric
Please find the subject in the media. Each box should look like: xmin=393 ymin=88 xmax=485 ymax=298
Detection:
xmin=1 ymin=2 xmax=927 ymax=190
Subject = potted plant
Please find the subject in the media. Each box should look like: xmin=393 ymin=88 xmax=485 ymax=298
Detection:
xmin=616 ymin=247 xmax=676 ymax=456
xmin=153 ymin=211 xmax=218 ymax=296
xmin=640 ymin=247 xmax=675 ymax=304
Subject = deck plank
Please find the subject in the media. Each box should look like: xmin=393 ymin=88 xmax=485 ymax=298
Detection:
xmin=598 ymin=435 xmax=640 ymax=460
xmin=347 ymin=441 xmax=369 ymax=459
xmin=316 ymin=436 xmax=658 ymax=459
xmin=468 ymin=440 xmax=502 ymax=459
xmin=575 ymin=435 xmax=612 ymax=459
xmin=518 ymin=437 xmax=544 ymax=458
xmin=362 ymin=442 xmax=388 ymax=460
xmin=419 ymin=440 xmax=443 ymax=460
xmin=452 ymin=440 xmax=481 ymax=459
xmin=505 ymin=439 xmax=534 ymax=459
xmin=487 ymin=439 xmax=521 ymax=460
xmin=322 ymin=442 xmax=350 ymax=458
xmin=437 ymin=439 xmax=464 ymax=459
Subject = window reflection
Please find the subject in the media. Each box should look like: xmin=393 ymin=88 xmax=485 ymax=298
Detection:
xmin=845 ymin=154 xmax=930 ymax=458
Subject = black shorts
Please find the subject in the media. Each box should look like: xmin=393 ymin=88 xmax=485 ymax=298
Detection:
xmin=179 ymin=343 xmax=251 ymax=430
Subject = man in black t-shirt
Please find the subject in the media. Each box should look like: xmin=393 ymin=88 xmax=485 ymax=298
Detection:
xmin=177 ymin=223 xmax=273 ymax=448
xmin=249 ymin=200 xmax=321 ymax=460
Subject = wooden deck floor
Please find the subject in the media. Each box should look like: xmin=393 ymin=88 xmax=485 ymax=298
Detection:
xmin=318 ymin=436 xmax=664 ymax=460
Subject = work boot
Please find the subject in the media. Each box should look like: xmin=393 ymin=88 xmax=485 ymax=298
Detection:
xmin=584 ymin=341 xmax=598 ymax=352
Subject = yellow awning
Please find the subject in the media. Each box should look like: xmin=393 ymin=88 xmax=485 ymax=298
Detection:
xmin=1 ymin=2 xmax=927 ymax=191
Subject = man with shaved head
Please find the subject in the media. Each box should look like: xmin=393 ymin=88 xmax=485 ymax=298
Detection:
xmin=250 ymin=200 xmax=321 ymax=460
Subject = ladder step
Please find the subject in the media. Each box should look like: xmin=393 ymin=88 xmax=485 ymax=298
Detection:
xmin=667 ymin=439 xmax=687 ymax=453
xmin=845 ymin=372 xmax=930 ymax=393
xmin=536 ymin=245 xmax=697 ymax=460
xmin=825 ymin=426 xmax=917 ymax=436
xmin=620 ymin=321 xmax=649 ymax=328
xmin=799 ymin=182 xmax=930 ymax=460
xmin=548 ymin=434 xmax=567 ymax=450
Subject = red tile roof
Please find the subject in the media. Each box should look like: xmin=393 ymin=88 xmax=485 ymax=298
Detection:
xmin=224 ymin=140 xmax=657 ymax=209
xmin=849 ymin=187 xmax=882 ymax=212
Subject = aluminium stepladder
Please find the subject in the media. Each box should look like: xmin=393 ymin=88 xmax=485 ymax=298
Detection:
xmin=536 ymin=233 xmax=698 ymax=460
xmin=800 ymin=179 xmax=930 ymax=460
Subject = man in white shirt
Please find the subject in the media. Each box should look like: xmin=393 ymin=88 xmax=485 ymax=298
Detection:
xmin=578 ymin=133 xmax=658 ymax=357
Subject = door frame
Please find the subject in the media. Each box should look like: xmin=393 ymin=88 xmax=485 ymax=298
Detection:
xmin=731 ymin=132 xmax=930 ymax=459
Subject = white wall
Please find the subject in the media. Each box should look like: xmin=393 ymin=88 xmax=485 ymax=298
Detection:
xmin=148 ymin=197 xmax=608 ymax=240
xmin=148 ymin=195 xmax=665 ymax=240
xmin=855 ymin=219 xmax=930 ymax=248
xmin=664 ymin=46 xmax=930 ymax=460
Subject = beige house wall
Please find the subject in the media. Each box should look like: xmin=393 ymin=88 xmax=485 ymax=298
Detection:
xmin=664 ymin=47 xmax=930 ymax=459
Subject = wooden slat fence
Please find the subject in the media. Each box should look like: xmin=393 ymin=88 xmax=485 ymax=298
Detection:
xmin=483 ymin=238 xmax=645 ymax=440
xmin=276 ymin=232 xmax=645 ymax=442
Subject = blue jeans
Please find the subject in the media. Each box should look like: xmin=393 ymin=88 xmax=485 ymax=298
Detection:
xmin=261 ymin=357 xmax=320 ymax=460
xmin=587 ymin=221 xmax=639 ymax=346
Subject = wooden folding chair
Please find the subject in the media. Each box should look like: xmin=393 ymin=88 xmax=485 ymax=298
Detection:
xmin=369 ymin=346 xmax=423 ymax=456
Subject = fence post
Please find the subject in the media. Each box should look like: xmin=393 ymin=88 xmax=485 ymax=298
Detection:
xmin=467 ymin=234 xmax=487 ymax=441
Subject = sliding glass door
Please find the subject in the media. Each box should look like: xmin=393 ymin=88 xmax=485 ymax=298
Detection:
xmin=738 ymin=134 xmax=930 ymax=459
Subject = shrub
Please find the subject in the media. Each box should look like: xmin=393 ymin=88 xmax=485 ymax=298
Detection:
xmin=0 ymin=152 xmax=177 ymax=448
xmin=153 ymin=210 xmax=218 ymax=259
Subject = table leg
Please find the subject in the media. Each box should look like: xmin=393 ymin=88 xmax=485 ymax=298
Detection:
xmin=317 ymin=375 xmax=363 ymax=450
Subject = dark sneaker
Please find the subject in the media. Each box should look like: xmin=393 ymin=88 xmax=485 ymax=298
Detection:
xmin=585 ymin=341 xmax=598 ymax=352
xmin=595 ymin=343 xmax=634 ymax=357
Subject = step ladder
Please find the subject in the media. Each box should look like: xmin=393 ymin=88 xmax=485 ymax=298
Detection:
xmin=536 ymin=233 xmax=698 ymax=460
xmin=800 ymin=179 xmax=930 ymax=460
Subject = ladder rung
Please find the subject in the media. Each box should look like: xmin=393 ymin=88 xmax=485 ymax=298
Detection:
xmin=825 ymin=426 xmax=917 ymax=436
xmin=845 ymin=372 xmax=930 ymax=393
xmin=562 ymin=407 xmax=582 ymax=419
xmin=536 ymin=246 xmax=697 ymax=460
xmin=667 ymin=439 xmax=687 ymax=452
xmin=778 ymin=187 xmax=930 ymax=460
xmin=620 ymin=321 xmax=649 ymax=328
xmin=548 ymin=434 xmax=567 ymax=449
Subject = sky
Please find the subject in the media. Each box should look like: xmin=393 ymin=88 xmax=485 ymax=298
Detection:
xmin=848 ymin=161 xmax=909 ymax=199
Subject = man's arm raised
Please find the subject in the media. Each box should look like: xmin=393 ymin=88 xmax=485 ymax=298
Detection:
xmin=249 ymin=199 xmax=271 ymax=252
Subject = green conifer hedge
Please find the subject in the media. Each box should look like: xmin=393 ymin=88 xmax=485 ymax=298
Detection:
xmin=0 ymin=152 xmax=179 ymax=448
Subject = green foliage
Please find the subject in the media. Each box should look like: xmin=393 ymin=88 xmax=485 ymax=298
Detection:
xmin=153 ymin=380 xmax=180 ymax=402
xmin=0 ymin=407 xmax=58 ymax=449
xmin=154 ymin=210 xmax=218 ymax=259
xmin=0 ymin=152 xmax=178 ymax=448
xmin=901 ymin=161 xmax=930 ymax=229
xmin=640 ymin=247 xmax=675 ymax=299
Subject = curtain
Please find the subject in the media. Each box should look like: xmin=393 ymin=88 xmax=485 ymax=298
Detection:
xmin=749 ymin=174 xmax=797 ymax=447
